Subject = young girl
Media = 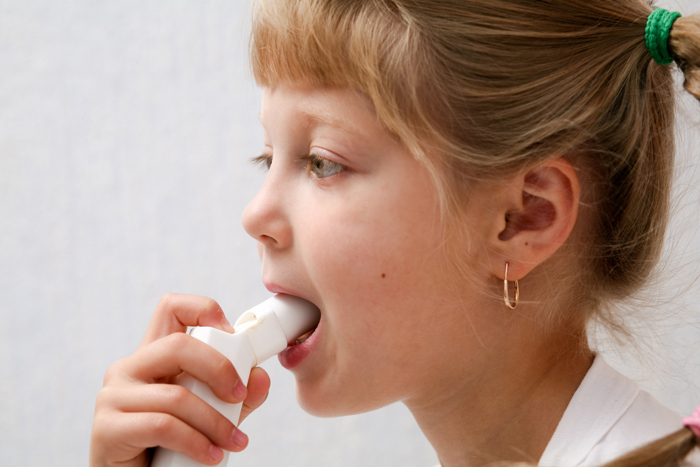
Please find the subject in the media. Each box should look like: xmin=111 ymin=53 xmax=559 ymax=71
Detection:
xmin=90 ymin=1 xmax=700 ymax=466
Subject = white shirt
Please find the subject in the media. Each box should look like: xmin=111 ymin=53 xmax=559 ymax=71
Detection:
xmin=539 ymin=353 xmax=699 ymax=466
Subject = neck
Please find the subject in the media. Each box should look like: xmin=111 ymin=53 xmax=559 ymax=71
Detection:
xmin=406 ymin=326 xmax=593 ymax=467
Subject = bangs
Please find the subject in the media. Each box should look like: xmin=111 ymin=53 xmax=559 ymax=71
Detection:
xmin=249 ymin=0 xmax=447 ymax=163
xmin=251 ymin=0 xmax=363 ymax=88
xmin=251 ymin=0 xmax=403 ymax=91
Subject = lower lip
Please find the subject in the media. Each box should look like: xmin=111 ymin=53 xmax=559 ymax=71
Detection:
xmin=278 ymin=318 xmax=322 ymax=369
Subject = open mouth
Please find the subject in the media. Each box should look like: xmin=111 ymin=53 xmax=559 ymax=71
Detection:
xmin=278 ymin=313 xmax=321 ymax=369
xmin=293 ymin=327 xmax=316 ymax=345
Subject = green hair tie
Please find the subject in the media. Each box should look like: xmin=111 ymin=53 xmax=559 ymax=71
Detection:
xmin=645 ymin=8 xmax=682 ymax=65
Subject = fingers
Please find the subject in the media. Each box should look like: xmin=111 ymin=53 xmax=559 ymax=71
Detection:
xmin=239 ymin=367 xmax=271 ymax=424
xmin=93 ymin=411 xmax=227 ymax=466
xmin=91 ymin=377 xmax=252 ymax=466
xmin=91 ymin=294 xmax=267 ymax=467
xmin=97 ymin=384 xmax=248 ymax=454
xmin=141 ymin=293 xmax=235 ymax=346
xmin=109 ymin=333 xmax=246 ymax=404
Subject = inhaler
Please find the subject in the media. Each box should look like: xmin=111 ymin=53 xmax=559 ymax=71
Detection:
xmin=151 ymin=294 xmax=320 ymax=467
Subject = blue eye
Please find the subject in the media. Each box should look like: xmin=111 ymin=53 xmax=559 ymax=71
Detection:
xmin=251 ymin=152 xmax=346 ymax=179
xmin=307 ymin=154 xmax=346 ymax=179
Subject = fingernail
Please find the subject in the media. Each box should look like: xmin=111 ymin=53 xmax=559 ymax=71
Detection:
xmin=209 ymin=445 xmax=223 ymax=461
xmin=232 ymin=428 xmax=248 ymax=449
xmin=233 ymin=379 xmax=247 ymax=400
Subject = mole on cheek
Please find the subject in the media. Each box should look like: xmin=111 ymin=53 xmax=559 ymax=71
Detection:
xmin=381 ymin=273 xmax=386 ymax=278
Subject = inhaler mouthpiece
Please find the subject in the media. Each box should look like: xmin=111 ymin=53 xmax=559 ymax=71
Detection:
xmin=232 ymin=294 xmax=321 ymax=364
xmin=234 ymin=294 xmax=321 ymax=352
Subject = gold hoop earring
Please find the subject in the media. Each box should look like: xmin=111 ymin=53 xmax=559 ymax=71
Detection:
xmin=503 ymin=262 xmax=519 ymax=310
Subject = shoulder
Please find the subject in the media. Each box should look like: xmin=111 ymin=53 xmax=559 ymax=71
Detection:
xmin=540 ymin=353 xmax=684 ymax=467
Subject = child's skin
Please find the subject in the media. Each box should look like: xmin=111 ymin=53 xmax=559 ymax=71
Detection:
xmin=91 ymin=83 xmax=594 ymax=467
xmin=90 ymin=294 xmax=271 ymax=466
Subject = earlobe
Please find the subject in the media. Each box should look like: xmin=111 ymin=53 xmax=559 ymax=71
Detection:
xmin=491 ymin=158 xmax=580 ymax=281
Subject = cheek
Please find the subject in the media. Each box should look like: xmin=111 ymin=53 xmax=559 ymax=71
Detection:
xmin=299 ymin=182 xmax=446 ymax=346
xmin=294 ymin=192 xmax=460 ymax=414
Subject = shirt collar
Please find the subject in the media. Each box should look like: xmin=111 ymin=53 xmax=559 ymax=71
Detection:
xmin=538 ymin=353 xmax=639 ymax=466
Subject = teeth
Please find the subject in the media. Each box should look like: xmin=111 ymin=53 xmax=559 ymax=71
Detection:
xmin=293 ymin=328 xmax=316 ymax=345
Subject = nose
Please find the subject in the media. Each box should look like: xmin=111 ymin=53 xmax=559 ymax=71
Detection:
xmin=242 ymin=169 xmax=293 ymax=250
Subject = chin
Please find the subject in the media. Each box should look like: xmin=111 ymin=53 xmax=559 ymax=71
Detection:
xmin=293 ymin=379 xmax=394 ymax=418
xmin=294 ymin=382 xmax=351 ymax=417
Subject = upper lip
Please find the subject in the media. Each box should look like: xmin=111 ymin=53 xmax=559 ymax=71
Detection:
xmin=263 ymin=281 xmax=315 ymax=306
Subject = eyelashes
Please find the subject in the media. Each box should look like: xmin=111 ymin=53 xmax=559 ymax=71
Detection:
xmin=251 ymin=153 xmax=272 ymax=170
xmin=250 ymin=153 xmax=347 ymax=179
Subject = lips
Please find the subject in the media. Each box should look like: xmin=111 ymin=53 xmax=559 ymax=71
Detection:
xmin=264 ymin=281 xmax=311 ymax=302
xmin=278 ymin=317 xmax=321 ymax=369
xmin=264 ymin=281 xmax=322 ymax=369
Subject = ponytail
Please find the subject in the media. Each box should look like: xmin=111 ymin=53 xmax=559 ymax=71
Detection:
xmin=594 ymin=8 xmax=700 ymax=464
xmin=670 ymin=12 xmax=700 ymax=99
xmin=505 ymin=416 xmax=699 ymax=467
xmin=599 ymin=428 xmax=697 ymax=467
xmin=566 ymin=6 xmax=700 ymax=461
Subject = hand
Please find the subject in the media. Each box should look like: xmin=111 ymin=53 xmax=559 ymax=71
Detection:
xmin=90 ymin=294 xmax=271 ymax=467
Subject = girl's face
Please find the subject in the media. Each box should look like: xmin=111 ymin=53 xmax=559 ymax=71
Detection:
xmin=242 ymin=84 xmax=492 ymax=416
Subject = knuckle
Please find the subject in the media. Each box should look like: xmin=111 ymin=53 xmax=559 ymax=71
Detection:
xmin=184 ymin=425 xmax=208 ymax=456
xmin=94 ymin=387 xmax=113 ymax=408
xmin=163 ymin=384 xmax=190 ymax=406
xmin=91 ymin=404 xmax=109 ymax=429
xmin=103 ymin=360 xmax=124 ymax=385
xmin=150 ymin=413 xmax=176 ymax=437
xmin=157 ymin=293 xmax=178 ymax=311
xmin=91 ymin=409 xmax=125 ymax=452
xmin=163 ymin=331 xmax=191 ymax=349
xmin=212 ymin=413 xmax=235 ymax=439
xmin=212 ymin=353 xmax=236 ymax=380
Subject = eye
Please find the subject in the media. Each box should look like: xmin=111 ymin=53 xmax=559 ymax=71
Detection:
xmin=306 ymin=153 xmax=346 ymax=179
xmin=251 ymin=153 xmax=272 ymax=170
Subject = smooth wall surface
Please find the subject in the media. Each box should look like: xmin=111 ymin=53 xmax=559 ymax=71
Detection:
xmin=0 ymin=1 xmax=698 ymax=466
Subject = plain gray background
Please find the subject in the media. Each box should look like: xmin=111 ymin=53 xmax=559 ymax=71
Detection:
xmin=0 ymin=1 xmax=698 ymax=466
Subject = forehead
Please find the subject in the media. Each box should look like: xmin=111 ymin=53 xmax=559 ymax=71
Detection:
xmin=259 ymin=85 xmax=377 ymax=137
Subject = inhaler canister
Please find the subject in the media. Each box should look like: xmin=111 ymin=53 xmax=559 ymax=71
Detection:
xmin=150 ymin=294 xmax=320 ymax=467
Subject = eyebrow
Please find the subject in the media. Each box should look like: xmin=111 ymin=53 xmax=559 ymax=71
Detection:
xmin=259 ymin=104 xmax=365 ymax=137
xmin=301 ymin=106 xmax=364 ymax=136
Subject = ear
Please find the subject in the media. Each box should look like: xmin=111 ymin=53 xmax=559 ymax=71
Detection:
xmin=486 ymin=157 xmax=580 ymax=281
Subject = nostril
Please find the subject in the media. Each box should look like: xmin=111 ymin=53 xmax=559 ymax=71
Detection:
xmin=258 ymin=234 xmax=279 ymax=249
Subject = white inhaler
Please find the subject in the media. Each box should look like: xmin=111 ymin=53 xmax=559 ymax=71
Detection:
xmin=151 ymin=294 xmax=320 ymax=467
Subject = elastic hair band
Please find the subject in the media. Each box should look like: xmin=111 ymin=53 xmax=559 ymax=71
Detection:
xmin=645 ymin=8 xmax=682 ymax=65
xmin=683 ymin=405 xmax=700 ymax=437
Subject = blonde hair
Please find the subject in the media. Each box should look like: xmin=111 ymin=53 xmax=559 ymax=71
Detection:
xmin=503 ymin=428 xmax=698 ymax=467
xmin=600 ymin=427 xmax=697 ymax=467
xmin=250 ymin=1 xmax=700 ymax=464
